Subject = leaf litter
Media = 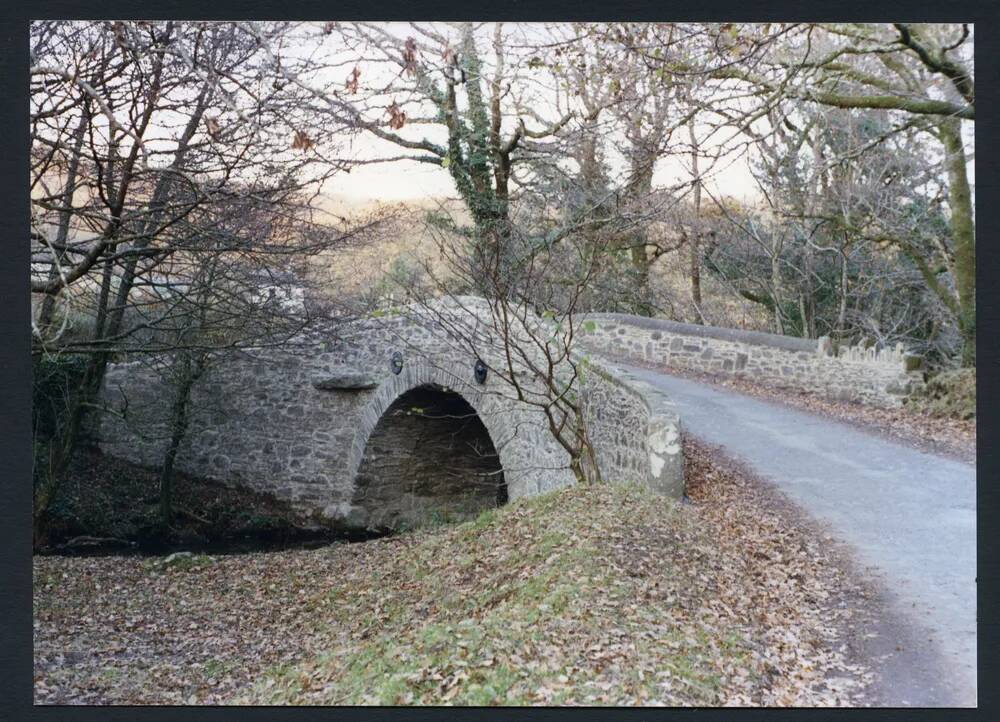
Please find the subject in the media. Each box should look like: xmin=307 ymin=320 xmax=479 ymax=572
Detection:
xmin=34 ymin=437 xmax=878 ymax=706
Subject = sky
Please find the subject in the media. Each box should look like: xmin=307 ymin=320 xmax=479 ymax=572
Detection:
xmin=289 ymin=21 xmax=766 ymax=206
xmin=302 ymin=21 xmax=974 ymax=210
xmin=34 ymin=21 xmax=973 ymax=214
xmin=321 ymin=139 xmax=763 ymax=204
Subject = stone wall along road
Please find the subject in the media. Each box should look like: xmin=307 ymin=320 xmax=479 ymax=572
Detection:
xmin=578 ymin=313 xmax=924 ymax=408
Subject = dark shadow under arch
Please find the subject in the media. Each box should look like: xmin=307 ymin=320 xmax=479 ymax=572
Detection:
xmin=353 ymin=384 xmax=506 ymax=531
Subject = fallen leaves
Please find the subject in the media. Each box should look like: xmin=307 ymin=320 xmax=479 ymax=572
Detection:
xmin=34 ymin=439 xmax=877 ymax=706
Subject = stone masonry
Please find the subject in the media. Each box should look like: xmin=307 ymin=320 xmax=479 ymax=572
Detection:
xmin=97 ymin=298 xmax=684 ymax=531
xmin=578 ymin=313 xmax=925 ymax=408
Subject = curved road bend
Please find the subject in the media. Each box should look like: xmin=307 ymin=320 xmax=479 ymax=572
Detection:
xmin=621 ymin=363 xmax=976 ymax=707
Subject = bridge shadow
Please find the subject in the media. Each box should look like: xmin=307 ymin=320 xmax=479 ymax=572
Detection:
xmin=352 ymin=384 xmax=507 ymax=532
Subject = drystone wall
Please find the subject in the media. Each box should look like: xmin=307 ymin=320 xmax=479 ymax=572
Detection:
xmin=578 ymin=313 xmax=924 ymax=408
xmin=96 ymin=298 xmax=684 ymax=531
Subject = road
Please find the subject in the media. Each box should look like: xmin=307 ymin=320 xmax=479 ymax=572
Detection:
xmin=623 ymin=363 xmax=977 ymax=707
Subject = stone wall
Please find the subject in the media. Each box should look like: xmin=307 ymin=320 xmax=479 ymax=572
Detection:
xmin=96 ymin=298 xmax=685 ymax=530
xmin=581 ymin=360 xmax=683 ymax=497
xmin=578 ymin=313 xmax=924 ymax=408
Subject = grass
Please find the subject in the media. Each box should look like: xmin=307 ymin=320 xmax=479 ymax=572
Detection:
xmin=202 ymin=659 xmax=237 ymax=680
xmin=35 ymin=450 xmax=867 ymax=706
xmin=239 ymin=483 xmax=738 ymax=706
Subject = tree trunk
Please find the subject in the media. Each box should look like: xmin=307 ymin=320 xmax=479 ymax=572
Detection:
xmin=771 ymin=245 xmax=784 ymax=334
xmin=32 ymin=78 xmax=203 ymax=548
xmin=690 ymin=232 xmax=702 ymax=320
xmin=801 ymin=134 xmax=826 ymax=340
xmin=158 ymin=353 xmax=203 ymax=530
xmin=570 ymin=413 xmax=602 ymax=485
xmin=836 ymin=241 xmax=849 ymax=346
xmin=798 ymin=294 xmax=809 ymax=338
xmin=799 ymin=232 xmax=816 ymax=339
xmin=629 ymin=242 xmax=653 ymax=316
xmin=625 ymin=144 xmax=656 ymax=315
xmin=32 ymin=356 xmax=106 ymax=547
xmin=688 ymin=119 xmax=704 ymax=322
xmin=38 ymin=106 xmax=90 ymax=334
xmin=939 ymin=117 xmax=976 ymax=366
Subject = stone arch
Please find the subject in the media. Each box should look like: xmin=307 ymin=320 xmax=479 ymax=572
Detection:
xmin=347 ymin=360 xmax=516 ymax=531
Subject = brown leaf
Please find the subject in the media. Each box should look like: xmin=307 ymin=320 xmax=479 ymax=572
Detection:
xmin=386 ymin=101 xmax=406 ymax=130
xmin=291 ymin=130 xmax=314 ymax=151
xmin=204 ymin=116 xmax=221 ymax=140
xmin=345 ymin=66 xmax=360 ymax=94
xmin=402 ymin=37 xmax=418 ymax=76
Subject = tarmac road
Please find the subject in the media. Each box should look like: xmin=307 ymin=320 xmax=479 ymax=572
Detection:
xmin=623 ymin=363 xmax=977 ymax=707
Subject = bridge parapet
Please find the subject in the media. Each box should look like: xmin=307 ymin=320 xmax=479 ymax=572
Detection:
xmin=578 ymin=313 xmax=924 ymax=408
xmin=580 ymin=358 xmax=683 ymax=497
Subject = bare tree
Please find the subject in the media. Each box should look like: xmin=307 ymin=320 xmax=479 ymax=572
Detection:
xmin=700 ymin=104 xmax=957 ymax=361
xmin=29 ymin=20 xmax=383 ymax=545
xmin=381 ymin=206 xmax=623 ymax=485
xmin=636 ymin=22 xmax=975 ymax=364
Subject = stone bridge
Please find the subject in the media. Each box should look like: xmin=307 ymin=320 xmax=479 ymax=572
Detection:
xmin=97 ymin=297 xmax=684 ymax=531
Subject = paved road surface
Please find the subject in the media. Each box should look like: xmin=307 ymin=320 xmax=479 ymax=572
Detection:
xmin=622 ymin=363 xmax=977 ymax=707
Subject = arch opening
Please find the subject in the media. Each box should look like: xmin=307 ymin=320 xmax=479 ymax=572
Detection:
xmin=353 ymin=384 xmax=506 ymax=532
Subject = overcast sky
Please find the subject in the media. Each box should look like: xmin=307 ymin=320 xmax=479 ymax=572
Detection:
xmin=284 ymin=21 xmax=765 ymax=205
xmin=321 ymin=136 xmax=762 ymax=203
